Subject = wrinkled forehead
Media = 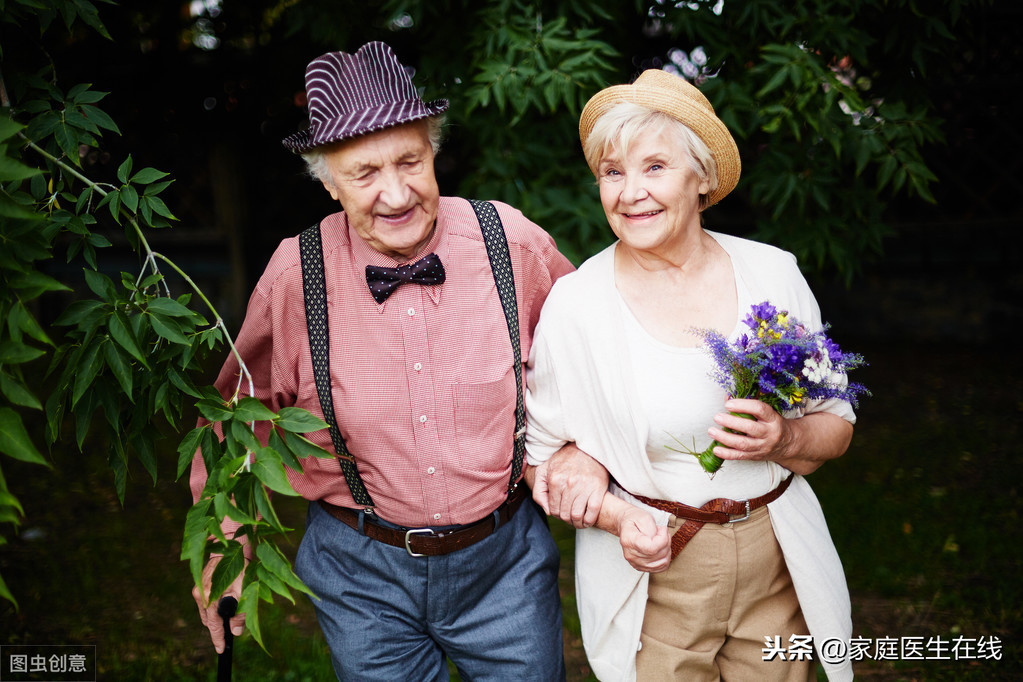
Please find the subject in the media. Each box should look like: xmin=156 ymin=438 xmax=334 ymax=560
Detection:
xmin=323 ymin=120 xmax=433 ymax=168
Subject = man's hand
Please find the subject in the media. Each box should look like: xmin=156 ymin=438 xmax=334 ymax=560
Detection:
xmin=193 ymin=554 xmax=246 ymax=653
xmin=529 ymin=443 xmax=609 ymax=528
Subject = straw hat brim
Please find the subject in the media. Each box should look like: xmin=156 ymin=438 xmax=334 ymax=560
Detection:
xmin=579 ymin=69 xmax=740 ymax=207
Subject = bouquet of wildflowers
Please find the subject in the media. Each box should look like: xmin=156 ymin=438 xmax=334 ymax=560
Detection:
xmin=669 ymin=301 xmax=870 ymax=476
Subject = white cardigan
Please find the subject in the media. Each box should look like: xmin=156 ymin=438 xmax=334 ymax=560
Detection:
xmin=525 ymin=233 xmax=855 ymax=681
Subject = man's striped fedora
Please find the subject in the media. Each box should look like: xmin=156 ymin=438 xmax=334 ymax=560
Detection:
xmin=282 ymin=42 xmax=448 ymax=153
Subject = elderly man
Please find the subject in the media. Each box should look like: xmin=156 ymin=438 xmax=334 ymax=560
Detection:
xmin=190 ymin=41 xmax=603 ymax=680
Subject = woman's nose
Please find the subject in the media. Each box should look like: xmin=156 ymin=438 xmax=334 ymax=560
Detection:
xmin=621 ymin=174 xmax=648 ymax=203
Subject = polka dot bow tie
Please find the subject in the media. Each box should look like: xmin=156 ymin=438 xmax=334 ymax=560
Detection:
xmin=365 ymin=253 xmax=446 ymax=303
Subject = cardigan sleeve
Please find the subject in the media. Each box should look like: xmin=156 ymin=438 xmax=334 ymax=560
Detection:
xmin=524 ymin=314 xmax=571 ymax=465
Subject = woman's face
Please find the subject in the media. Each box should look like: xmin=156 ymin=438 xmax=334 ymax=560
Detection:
xmin=597 ymin=128 xmax=710 ymax=259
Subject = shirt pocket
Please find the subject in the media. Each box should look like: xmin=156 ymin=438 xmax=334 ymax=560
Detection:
xmin=451 ymin=373 xmax=517 ymax=467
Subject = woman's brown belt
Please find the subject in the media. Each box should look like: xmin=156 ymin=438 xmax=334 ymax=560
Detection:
xmin=631 ymin=474 xmax=794 ymax=560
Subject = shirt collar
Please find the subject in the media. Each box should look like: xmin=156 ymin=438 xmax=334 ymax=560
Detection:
xmin=346 ymin=216 xmax=448 ymax=308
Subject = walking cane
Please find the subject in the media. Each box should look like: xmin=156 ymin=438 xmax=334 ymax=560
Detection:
xmin=217 ymin=596 xmax=238 ymax=682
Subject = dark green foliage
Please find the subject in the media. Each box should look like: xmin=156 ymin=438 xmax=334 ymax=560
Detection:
xmin=0 ymin=0 xmax=992 ymax=650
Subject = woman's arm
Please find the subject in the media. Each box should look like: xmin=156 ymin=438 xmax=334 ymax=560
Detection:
xmin=592 ymin=492 xmax=672 ymax=573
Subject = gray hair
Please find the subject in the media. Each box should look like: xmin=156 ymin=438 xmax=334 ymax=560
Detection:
xmin=301 ymin=115 xmax=446 ymax=185
xmin=583 ymin=102 xmax=718 ymax=210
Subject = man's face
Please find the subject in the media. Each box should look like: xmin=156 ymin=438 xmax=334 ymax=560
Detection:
xmin=319 ymin=120 xmax=440 ymax=261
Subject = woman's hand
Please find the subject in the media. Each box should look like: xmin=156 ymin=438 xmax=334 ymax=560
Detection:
xmin=591 ymin=491 xmax=671 ymax=572
xmin=708 ymin=398 xmax=853 ymax=475
xmin=617 ymin=505 xmax=671 ymax=573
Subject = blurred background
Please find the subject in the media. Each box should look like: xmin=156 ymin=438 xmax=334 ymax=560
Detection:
xmin=1 ymin=0 xmax=1020 ymax=679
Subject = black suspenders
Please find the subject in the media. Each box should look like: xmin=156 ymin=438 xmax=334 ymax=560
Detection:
xmin=298 ymin=200 xmax=526 ymax=513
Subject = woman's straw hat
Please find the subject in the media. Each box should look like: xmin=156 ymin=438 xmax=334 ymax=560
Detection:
xmin=579 ymin=69 xmax=740 ymax=206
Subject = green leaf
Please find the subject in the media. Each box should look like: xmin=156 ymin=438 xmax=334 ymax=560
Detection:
xmin=182 ymin=498 xmax=213 ymax=584
xmin=146 ymin=296 xmax=194 ymax=318
xmin=120 ymin=183 xmax=139 ymax=213
xmin=239 ymin=581 xmax=264 ymax=650
xmin=0 ymin=150 xmax=42 ymax=183
xmin=255 ymin=565 xmax=294 ymax=604
xmin=253 ymin=484 xmax=288 ymax=533
xmin=78 ymin=105 xmax=120 ymax=134
xmin=252 ymin=448 xmax=298 ymax=495
xmin=71 ymin=339 xmax=103 ymax=407
xmin=52 ymin=299 xmax=105 ymax=327
xmin=131 ymin=167 xmax=170 ymax=184
xmin=0 ymin=408 xmax=50 ymax=465
xmin=149 ymin=312 xmax=190 ymax=345
xmin=108 ymin=309 xmax=148 ymax=367
xmin=177 ymin=426 xmax=205 ymax=480
xmin=8 ymin=301 xmax=54 ymax=346
xmin=143 ymin=179 xmax=174 ymax=196
xmin=54 ymin=122 xmax=80 ymax=164
xmin=116 ymin=156 xmax=133 ymax=184
xmin=232 ymin=397 xmax=277 ymax=423
xmin=0 ymin=340 xmax=45 ymax=365
xmin=0 ymin=113 xmax=25 ymax=143
xmin=210 ymin=542 xmax=245 ymax=604
xmin=70 ymin=86 xmax=108 ymax=105
xmin=108 ymin=427 xmax=128 ymax=505
xmin=283 ymin=429 xmax=332 ymax=460
xmin=199 ymin=427 xmax=223 ymax=473
xmin=101 ymin=337 xmax=133 ymax=398
xmin=274 ymin=407 xmax=328 ymax=433
xmin=0 ymin=571 xmax=17 ymax=610
xmin=268 ymin=428 xmax=303 ymax=474
xmin=146 ymin=195 xmax=177 ymax=220
xmin=135 ymin=433 xmax=159 ymax=484
xmin=166 ymin=366 xmax=201 ymax=399
xmin=256 ymin=542 xmax=314 ymax=597
xmin=0 ymin=371 xmax=43 ymax=410
xmin=228 ymin=419 xmax=261 ymax=453
xmin=82 ymin=268 xmax=116 ymax=299
xmin=215 ymin=491 xmax=258 ymax=525
xmin=197 ymin=398 xmax=234 ymax=422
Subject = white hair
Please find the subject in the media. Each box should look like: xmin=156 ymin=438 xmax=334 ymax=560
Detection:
xmin=584 ymin=102 xmax=718 ymax=210
xmin=301 ymin=115 xmax=446 ymax=185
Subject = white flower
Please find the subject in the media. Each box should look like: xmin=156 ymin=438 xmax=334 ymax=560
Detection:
xmin=802 ymin=339 xmax=833 ymax=383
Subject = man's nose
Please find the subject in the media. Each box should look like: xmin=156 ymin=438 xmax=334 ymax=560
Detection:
xmin=378 ymin=168 xmax=411 ymax=207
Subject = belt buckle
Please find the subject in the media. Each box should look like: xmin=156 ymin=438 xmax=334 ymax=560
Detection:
xmin=726 ymin=499 xmax=751 ymax=524
xmin=404 ymin=527 xmax=436 ymax=557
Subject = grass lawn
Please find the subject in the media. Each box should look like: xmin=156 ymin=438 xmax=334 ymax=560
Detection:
xmin=1 ymin=343 xmax=1019 ymax=680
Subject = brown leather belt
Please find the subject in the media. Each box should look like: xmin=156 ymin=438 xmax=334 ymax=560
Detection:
xmin=632 ymin=474 xmax=793 ymax=561
xmin=318 ymin=484 xmax=528 ymax=557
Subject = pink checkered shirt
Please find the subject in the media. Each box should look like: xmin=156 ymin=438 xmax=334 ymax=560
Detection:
xmin=190 ymin=197 xmax=574 ymax=527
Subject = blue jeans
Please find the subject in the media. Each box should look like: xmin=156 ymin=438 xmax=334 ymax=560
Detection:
xmin=296 ymin=498 xmax=566 ymax=681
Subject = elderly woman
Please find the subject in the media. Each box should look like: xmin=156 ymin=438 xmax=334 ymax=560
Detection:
xmin=525 ymin=70 xmax=856 ymax=681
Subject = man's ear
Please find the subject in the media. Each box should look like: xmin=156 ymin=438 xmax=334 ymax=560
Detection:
xmin=321 ymin=178 xmax=339 ymax=201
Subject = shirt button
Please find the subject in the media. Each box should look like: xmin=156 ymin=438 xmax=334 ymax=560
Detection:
xmin=414 ymin=362 xmax=422 ymax=371
xmin=419 ymin=415 xmax=428 ymax=423
xmin=407 ymin=307 xmax=415 ymax=316
xmin=433 ymin=513 xmax=441 ymax=521
xmin=427 ymin=467 xmax=436 ymax=475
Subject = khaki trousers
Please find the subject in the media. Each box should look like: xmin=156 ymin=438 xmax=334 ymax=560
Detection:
xmin=636 ymin=506 xmax=816 ymax=681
